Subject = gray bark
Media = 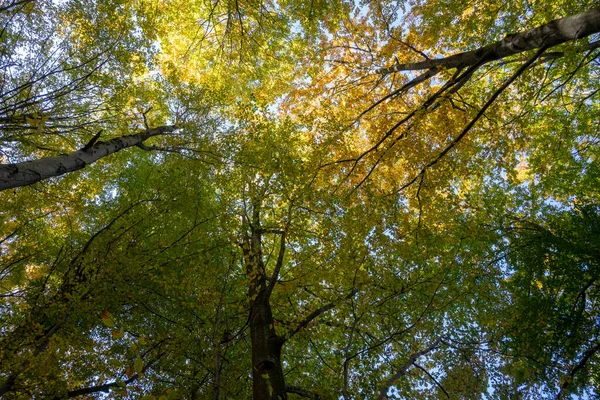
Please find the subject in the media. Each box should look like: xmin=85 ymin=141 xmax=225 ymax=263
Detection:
xmin=241 ymin=203 xmax=288 ymax=400
xmin=379 ymin=9 xmax=600 ymax=74
xmin=0 ymin=125 xmax=177 ymax=191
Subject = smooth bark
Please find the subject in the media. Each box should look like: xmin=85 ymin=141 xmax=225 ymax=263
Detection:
xmin=0 ymin=125 xmax=177 ymax=191
xmin=379 ymin=9 xmax=600 ymax=75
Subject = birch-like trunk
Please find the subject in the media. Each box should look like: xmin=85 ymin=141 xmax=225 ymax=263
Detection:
xmin=0 ymin=125 xmax=176 ymax=191
xmin=379 ymin=9 xmax=600 ymax=74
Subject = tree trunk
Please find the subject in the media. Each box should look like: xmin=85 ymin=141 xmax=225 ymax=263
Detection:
xmin=0 ymin=125 xmax=176 ymax=191
xmin=379 ymin=9 xmax=600 ymax=74
xmin=241 ymin=202 xmax=288 ymax=400
xmin=250 ymin=299 xmax=287 ymax=400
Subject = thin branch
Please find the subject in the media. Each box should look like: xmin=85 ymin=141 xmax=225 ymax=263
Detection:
xmin=556 ymin=341 xmax=600 ymax=399
xmin=286 ymin=385 xmax=320 ymax=399
xmin=376 ymin=338 xmax=442 ymax=400
xmin=393 ymin=46 xmax=548 ymax=195
xmin=413 ymin=362 xmax=450 ymax=398
xmin=0 ymin=0 xmax=33 ymax=13
xmin=284 ymin=289 xmax=357 ymax=342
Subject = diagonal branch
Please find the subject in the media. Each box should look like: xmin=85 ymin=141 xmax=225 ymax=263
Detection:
xmin=265 ymin=229 xmax=286 ymax=299
xmin=352 ymin=67 xmax=441 ymax=124
xmin=0 ymin=125 xmax=177 ymax=191
xmin=376 ymin=338 xmax=442 ymax=400
xmin=283 ymin=289 xmax=357 ymax=342
xmin=379 ymin=9 xmax=600 ymax=75
xmin=52 ymin=350 xmax=166 ymax=399
xmin=0 ymin=0 xmax=34 ymax=13
xmin=556 ymin=341 xmax=600 ymax=399
xmin=329 ymin=61 xmax=482 ymax=177
xmin=413 ymin=362 xmax=450 ymax=398
xmin=393 ymin=46 xmax=548 ymax=194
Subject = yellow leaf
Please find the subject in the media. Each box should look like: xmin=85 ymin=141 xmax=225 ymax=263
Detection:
xmin=134 ymin=358 xmax=144 ymax=374
xmin=25 ymin=116 xmax=38 ymax=126
xmin=100 ymin=310 xmax=115 ymax=328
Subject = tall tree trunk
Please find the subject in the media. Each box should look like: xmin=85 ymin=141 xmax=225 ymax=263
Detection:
xmin=249 ymin=298 xmax=287 ymax=400
xmin=0 ymin=125 xmax=176 ymax=191
xmin=241 ymin=201 xmax=288 ymax=400
xmin=379 ymin=8 xmax=600 ymax=74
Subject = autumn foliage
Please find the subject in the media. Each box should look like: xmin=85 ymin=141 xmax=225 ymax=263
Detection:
xmin=1 ymin=1 xmax=599 ymax=399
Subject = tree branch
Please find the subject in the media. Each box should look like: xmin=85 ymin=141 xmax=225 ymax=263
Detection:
xmin=0 ymin=0 xmax=34 ymax=13
xmin=284 ymin=289 xmax=357 ymax=342
xmin=376 ymin=338 xmax=442 ymax=400
xmin=556 ymin=341 xmax=600 ymax=399
xmin=265 ymin=229 xmax=286 ymax=299
xmin=413 ymin=362 xmax=450 ymax=398
xmin=394 ymin=45 xmax=548 ymax=194
xmin=286 ymin=385 xmax=320 ymax=399
xmin=0 ymin=125 xmax=177 ymax=191
xmin=379 ymin=9 xmax=600 ymax=75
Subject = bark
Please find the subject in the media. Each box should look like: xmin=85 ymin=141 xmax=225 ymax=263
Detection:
xmin=0 ymin=125 xmax=177 ymax=191
xmin=241 ymin=202 xmax=288 ymax=400
xmin=249 ymin=299 xmax=287 ymax=400
xmin=240 ymin=199 xmax=353 ymax=399
xmin=379 ymin=9 xmax=600 ymax=74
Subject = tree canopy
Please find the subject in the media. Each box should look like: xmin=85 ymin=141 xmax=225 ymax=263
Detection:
xmin=0 ymin=1 xmax=599 ymax=399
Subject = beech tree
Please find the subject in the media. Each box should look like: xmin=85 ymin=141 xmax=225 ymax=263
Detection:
xmin=1 ymin=1 xmax=599 ymax=399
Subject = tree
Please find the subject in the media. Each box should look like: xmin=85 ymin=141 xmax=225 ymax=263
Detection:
xmin=496 ymin=204 xmax=600 ymax=399
xmin=0 ymin=125 xmax=177 ymax=190
xmin=1 ymin=1 xmax=599 ymax=399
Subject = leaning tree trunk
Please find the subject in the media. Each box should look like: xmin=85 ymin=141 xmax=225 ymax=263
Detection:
xmin=0 ymin=125 xmax=176 ymax=191
xmin=379 ymin=8 xmax=600 ymax=75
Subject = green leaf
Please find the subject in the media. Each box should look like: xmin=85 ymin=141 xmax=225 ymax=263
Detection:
xmin=134 ymin=358 xmax=144 ymax=374
xmin=100 ymin=310 xmax=115 ymax=328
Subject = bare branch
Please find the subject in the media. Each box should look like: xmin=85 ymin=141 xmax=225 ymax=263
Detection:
xmin=284 ymin=289 xmax=357 ymax=342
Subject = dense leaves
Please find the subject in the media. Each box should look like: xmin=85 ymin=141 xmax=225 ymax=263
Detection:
xmin=1 ymin=0 xmax=599 ymax=399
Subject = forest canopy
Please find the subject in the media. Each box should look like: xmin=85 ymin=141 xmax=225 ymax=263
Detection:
xmin=0 ymin=0 xmax=599 ymax=399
